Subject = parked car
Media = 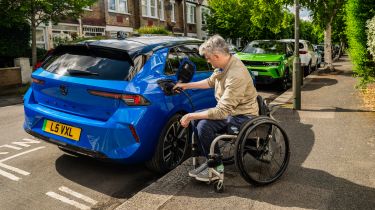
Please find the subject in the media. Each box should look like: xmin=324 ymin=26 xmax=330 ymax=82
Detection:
xmin=228 ymin=44 xmax=240 ymax=55
xmin=314 ymin=44 xmax=324 ymax=64
xmin=280 ymin=39 xmax=319 ymax=76
xmin=313 ymin=44 xmax=323 ymax=68
xmin=236 ymin=40 xmax=294 ymax=90
xmin=23 ymin=36 xmax=216 ymax=173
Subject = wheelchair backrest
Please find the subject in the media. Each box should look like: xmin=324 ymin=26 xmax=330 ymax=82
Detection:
xmin=257 ymin=95 xmax=269 ymax=116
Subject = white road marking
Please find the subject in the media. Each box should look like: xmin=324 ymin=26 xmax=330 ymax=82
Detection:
xmin=46 ymin=192 xmax=91 ymax=210
xmin=59 ymin=186 xmax=98 ymax=205
xmin=12 ymin=138 xmax=40 ymax=147
xmin=0 ymin=163 xmax=30 ymax=175
xmin=0 ymin=144 xmax=22 ymax=150
xmin=0 ymin=168 xmax=20 ymax=181
xmin=0 ymin=146 xmax=45 ymax=163
xmin=0 ymin=152 xmax=9 ymax=155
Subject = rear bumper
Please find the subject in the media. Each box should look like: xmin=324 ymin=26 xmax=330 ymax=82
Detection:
xmin=25 ymin=129 xmax=108 ymax=159
xmin=22 ymin=89 xmax=158 ymax=163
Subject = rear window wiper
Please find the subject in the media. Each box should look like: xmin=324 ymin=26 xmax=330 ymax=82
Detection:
xmin=67 ymin=69 xmax=99 ymax=76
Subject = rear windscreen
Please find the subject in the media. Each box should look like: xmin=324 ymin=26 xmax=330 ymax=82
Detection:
xmin=42 ymin=47 xmax=133 ymax=81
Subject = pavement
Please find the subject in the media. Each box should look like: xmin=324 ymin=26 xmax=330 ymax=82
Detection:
xmin=0 ymin=86 xmax=24 ymax=107
xmin=116 ymin=55 xmax=375 ymax=210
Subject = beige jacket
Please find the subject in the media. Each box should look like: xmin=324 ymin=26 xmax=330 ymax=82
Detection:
xmin=206 ymin=56 xmax=259 ymax=120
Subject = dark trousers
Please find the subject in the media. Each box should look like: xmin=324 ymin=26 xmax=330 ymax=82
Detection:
xmin=192 ymin=115 xmax=251 ymax=158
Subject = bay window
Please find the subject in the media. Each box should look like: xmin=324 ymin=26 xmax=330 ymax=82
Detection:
xmin=108 ymin=0 xmax=128 ymax=14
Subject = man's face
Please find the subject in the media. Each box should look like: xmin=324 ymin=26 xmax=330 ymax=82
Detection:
xmin=204 ymin=53 xmax=220 ymax=69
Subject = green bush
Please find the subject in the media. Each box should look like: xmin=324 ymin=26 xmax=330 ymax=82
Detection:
xmin=137 ymin=26 xmax=171 ymax=35
xmin=0 ymin=21 xmax=30 ymax=67
xmin=345 ymin=0 xmax=375 ymax=86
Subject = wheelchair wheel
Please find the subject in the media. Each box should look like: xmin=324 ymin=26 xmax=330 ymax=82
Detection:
xmin=234 ymin=118 xmax=290 ymax=186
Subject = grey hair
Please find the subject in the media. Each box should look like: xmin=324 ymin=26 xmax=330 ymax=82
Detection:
xmin=199 ymin=35 xmax=230 ymax=56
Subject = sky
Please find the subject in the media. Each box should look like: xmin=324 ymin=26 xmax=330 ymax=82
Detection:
xmin=288 ymin=6 xmax=312 ymax=21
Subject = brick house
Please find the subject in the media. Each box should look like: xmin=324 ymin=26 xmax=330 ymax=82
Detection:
xmin=36 ymin=0 xmax=210 ymax=50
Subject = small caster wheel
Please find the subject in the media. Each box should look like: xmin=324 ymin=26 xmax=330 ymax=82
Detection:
xmin=213 ymin=180 xmax=224 ymax=193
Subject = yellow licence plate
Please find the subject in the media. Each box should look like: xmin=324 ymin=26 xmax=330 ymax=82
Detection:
xmin=42 ymin=120 xmax=81 ymax=141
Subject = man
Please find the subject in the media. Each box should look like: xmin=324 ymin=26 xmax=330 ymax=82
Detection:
xmin=173 ymin=35 xmax=259 ymax=181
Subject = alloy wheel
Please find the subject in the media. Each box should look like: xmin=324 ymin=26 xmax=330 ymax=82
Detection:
xmin=162 ymin=121 xmax=189 ymax=169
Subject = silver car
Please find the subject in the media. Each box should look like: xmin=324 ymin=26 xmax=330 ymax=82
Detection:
xmin=280 ymin=39 xmax=319 ymax=76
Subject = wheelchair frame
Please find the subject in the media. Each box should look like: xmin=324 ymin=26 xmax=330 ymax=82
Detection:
xmin=190 ymin=114 xmax=290 ymax=193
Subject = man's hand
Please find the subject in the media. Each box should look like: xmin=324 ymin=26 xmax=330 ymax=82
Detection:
xmin=180 ymin=113 xmax=191 ymax=128
xmin=173 ymin=82 xmax=187 ymax=93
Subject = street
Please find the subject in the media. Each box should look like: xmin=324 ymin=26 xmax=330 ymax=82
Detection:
xmin=0 ymin=105 xmax=160 ymax=210
xmin=0 ymin=87 xmax=283 ymax=210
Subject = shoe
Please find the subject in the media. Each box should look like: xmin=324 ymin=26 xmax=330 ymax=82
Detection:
xmin=195 ymin=164 xmax=224 ymax=182
xmin=188 ymin=162 xmax=208 ymax=177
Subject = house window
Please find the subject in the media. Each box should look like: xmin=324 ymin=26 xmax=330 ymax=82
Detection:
xmin=36 ymin=28 xmax=47 ymax=49
xmin=187 ymin=3 xmax=196 ymax=24
xmin=158 ymin=0 xmax=164 ymax=20
xmin=170 ymin=0 xmax=175 ymax=22
xmin=201 ymin=7 xmax=209 ymax=25
xmin=109 ymin=0 xmax=116 ymax=11
xmin=108 ymin=0 xmax=128 ymax=14
xmin=141 ymin=0 xmax=147 ymax=16
xmin=142 ymin=0 xmax=158 ymax=18
xmin=119 ymin=0 xmax=128 ymax=13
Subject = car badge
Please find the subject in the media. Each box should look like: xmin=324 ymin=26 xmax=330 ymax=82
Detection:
xmin=60 ymin=85 xmax=68 ymax=96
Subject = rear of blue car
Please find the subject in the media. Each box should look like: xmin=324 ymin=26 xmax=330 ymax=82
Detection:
xmin=23 ymin=44 xmax=164 ymax=163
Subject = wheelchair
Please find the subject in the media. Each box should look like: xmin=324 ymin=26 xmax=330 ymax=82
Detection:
xmin=190 ymin=95 xmax=290 ymax=193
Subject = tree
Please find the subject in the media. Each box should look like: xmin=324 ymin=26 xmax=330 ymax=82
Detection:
xmin=206 ymin=0 xmax=291 ymax=44
xmin=300 ymin=20 xmax=324 ymax=44
xmin=299 ymin=0 xmax=346 ymax=70
xmin=1 ymin=0 xmax=95 ymax=66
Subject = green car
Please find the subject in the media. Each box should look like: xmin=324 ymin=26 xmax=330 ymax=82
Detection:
xmin=236 ymin=40 xmax=294 ymax=90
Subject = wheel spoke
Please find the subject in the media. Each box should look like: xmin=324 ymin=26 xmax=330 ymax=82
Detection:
xmin=164 ymin=144 xmax=172 ymax=151
xmin=164 ymin=152 xmax=172 ymax=162
xmin=177 ymin=127 xmax=187 ymax=139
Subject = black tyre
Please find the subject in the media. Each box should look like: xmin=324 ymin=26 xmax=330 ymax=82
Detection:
xmin=304 ymin=64 xmax=311 ymax=77
xmin=278 ymin=69 xmax=290 ymax=91
xmin=146 ymin=114 xmax=190 ymax=174
xmin=234 ymin=118 xmax=290 ymax=186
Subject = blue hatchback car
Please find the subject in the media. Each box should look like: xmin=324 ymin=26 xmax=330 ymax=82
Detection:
xmin=23 ymin=36 xmax=216 ymax=173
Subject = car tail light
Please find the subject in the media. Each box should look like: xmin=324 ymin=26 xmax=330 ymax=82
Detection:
xmin=299 ymin=50 xmax=307 ymax=54
xmin=88 ymin=90 xmax=150 ymax=106
xmin=33 ymin=62 xmax=42 ymax=70
xmin=129 ymin=125 xmax=140 ymax=142
xmin=31 ymin=77 xmax=45 ymax=85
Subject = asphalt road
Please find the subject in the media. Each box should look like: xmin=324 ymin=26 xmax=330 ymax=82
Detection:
xmin=0 ymin=87 xmax=281 ymax=210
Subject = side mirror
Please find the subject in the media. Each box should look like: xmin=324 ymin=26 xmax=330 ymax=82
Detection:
xmin=176 ymin=58 xmax=196 ymax=83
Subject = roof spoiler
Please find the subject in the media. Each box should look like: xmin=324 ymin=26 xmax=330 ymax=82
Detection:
xmin=53 ymin=44 xmax=134 ymax=66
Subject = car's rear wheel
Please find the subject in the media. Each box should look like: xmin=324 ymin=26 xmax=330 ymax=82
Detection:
xmin=304 ymin=63 xmax=311 ymax=77
xmin=146 ymin=114 xmax=190 ymax=174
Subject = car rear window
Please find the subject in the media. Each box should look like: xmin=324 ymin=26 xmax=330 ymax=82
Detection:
xmin=42 ymin=46 xmax=133 ymax=81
